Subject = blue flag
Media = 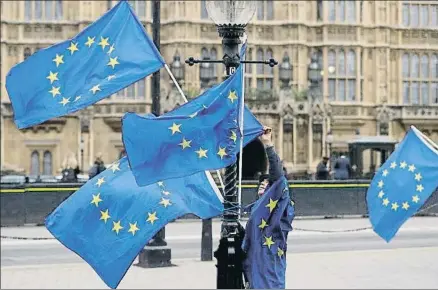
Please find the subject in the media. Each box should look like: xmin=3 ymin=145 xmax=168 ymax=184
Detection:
xmin=367 ymin=126 xmax=438 ymax=242
xmin=45 ymin=157 xmax=223 ymax=289
xmin=6 ymin=0 xmax=164 ymax=129
xmin=122 ymin=64 xmax=245 ymax=186
xmin=242 ymin=176 xmax=295 ymax=289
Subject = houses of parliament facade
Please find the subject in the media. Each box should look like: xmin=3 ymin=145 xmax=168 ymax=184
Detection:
xmin=1 ymin=1 xmax=437 ymax=177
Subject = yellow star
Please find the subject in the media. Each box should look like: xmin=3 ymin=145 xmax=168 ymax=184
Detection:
xmin=112 ymin=220 xmax=123 ymax=234
xmin=168 ymin=123 xmax=182 ymax=135
xmin=263 ymin=236 xmax=275 ymax=249
xmin=107 ymin=56 xmax=119 ymax=69
xmin=74 ymin=96 xmax=81 ymax=102
xmin=99 ymin=209 xmax=111 ymax=223
xmin=98 ymin=36 xmax=110 ymax=50
xmin=195 ymin=148 xmax=208 ymax=159
xmin=91 ymin=193 xmax=102 ymax=207
xmin=146 ymin=212 xmax=159 ymax=224
xmin=412 ymin=195 xmax=420 ymax=203
xmin=266 ymin=198 xmax=278 ymax=213
xmin=110 ymin=162 xmax=120 ymax=173
xmin=377 ymin=180 xmax=384 ymax=188
xmin=258 ymin=218 xmax=268 ymax=230
xmin=415 ymin=173 xmax=422 ymax=181
xmin=179 ymin=138 xmax=192 ymax=150
xmin=391 ymin=202 xmax=399 ymax=211
xmin=128 ymin=222 xmax=140 ymax=236
xmin=107 ymin=44 xmax=115 ymax=55
xmin=96 ymin=177 xmax=105 ymax=187
xmin=416 ymin=184 xmax=424 ymax=192
xmin=400 ymin=161 xmax=407 ymax=169
xmin=227 ymin=90 xmax=238 ymax=103
xmin=107 ymin=74 xmax=116 ymax=81
xmin=159 ymin=197 xmax=172 ymax=208
xmin=402 ymin=202 xmax=410 ymax=210
xmin=189 ymin=112 xmax=198 ymax=118
xmin=85 ymin=36 xmax=95 ymax=47
xmin=217 ymin=146 xmax=228 ymax=159
xmin=229 ymin=131 xmax=237 ymax=143
xmin=390 ymin=162 xmax=397 ymax=169
xmin=277 ymin=247 xmax=284 ymax=258
xmin=382 ymin=169 xmax=389 ymax=177
xmin=49 ymin=86 xmax=61 ymax=98
xmin=52 ymin=54 xmax=64 ymax=67
xmin=90 ymin=85 xmax=101 ymax=94
xmin=59 ymin=97 xmax=70 ymax=106
xmin=157 ymin=181 xmax=164 ymax=187
xmin=67 ymin=42 xmax=79 ymax=55
xmin=46 ymin=71 xmax=58 ymax=84
xmin=162 ymin=190 xmax=171 ymax=196
xmin=378 ymin=190 xmax=385 ymax=198
xmin=408 ymin=164 xmax=416 ymax=172
xmin=382 ymin=198 xmax=390 ymax=206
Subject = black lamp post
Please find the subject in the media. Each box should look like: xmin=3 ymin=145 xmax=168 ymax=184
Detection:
xmin=185 ymin=1 xmax=278 ymax=288
xmin=307 ymin=53 xmax=323 ymax=102
xmin=279 ymin=53 xmax=292 ymax=89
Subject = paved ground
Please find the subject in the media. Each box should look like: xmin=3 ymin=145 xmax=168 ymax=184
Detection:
xmin=2 ymin=218 xmax=438 ymax=288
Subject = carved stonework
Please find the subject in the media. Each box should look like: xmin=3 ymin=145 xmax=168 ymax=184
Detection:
xmin=22 ymin=118 xmax=67 ymax=133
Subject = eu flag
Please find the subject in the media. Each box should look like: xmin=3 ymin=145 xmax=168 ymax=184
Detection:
xmin=367 ymin=125 xmax=438 ymax=242
xmin=242 ymin=176 xmax=295 ymax=289
xmin=45 ymin=157 xmax=223 ymax=289
xmin=122 ymin=64 xmax=244 ymax=187
xmin=6 ymin=0 xmax=164 ymax=129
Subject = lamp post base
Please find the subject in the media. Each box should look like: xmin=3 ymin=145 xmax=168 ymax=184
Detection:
xmin=136 ymin=246 xmax=172 ymax=268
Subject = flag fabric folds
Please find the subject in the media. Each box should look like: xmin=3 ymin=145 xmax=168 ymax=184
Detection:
xmin=6 ymin=0 xmax=164 ymax=129
xmin=122 ymin=64 xmax=245 ymax=187
xmin=242 ymin=176 xmax=295 ymax=289
xmin=45 ymin=157 xmax=223 ymax=289
xmin=367 ymin=125 xmax=438 ymax=242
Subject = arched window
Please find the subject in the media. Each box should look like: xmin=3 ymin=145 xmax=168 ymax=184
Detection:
xmin=421 ymin=55 xmax=429 ymax=78
xmin=266 ymin=48 xmax=273 ymax=75
xmin=338 ymin=49 xmax=345 ymax=76
xmin=246 ymin=48 xmax=253 ymax=73
xmin=347 ymin=50 xmax=356 ymax=76
xmin=201 ymin=0 xmax=208 ymax=19
xmin=35 ymin=0 xmax=43 ymax=20
xmin=43 ymin=151 xmax=52 ymax=175
xmin=257 ymin=1 xmax=264 ymax=20
xmin=30 ymin=151 xmax=40 ymax=176
xmin=411 ymin=54 xmax=419 ymax=78
xmin=338 ymin=0 xmax=346 ymax=22
xmin=328 ymin=1 xmax=335 ymax=21
xmin=24 ymin=47 xmax=32 ymax=60
xmin=55 ymin=0 xmax=63 ymax=19
xmin=266 ymin=0 xmax=274 ymax=20
xmin=256 ymin=48 xmax=264 ymax=74
xmin=201 ymin=47 xmax=209 ymax=59
xmin=431 ymin=54 xmax=437 ymax=79
xmin=402 ymin=53 xmax=410 ymax=78
xmin=25 ymin=0 xmax=32 ymax=20
xmin=210 ymin=48 xmax=218 ymax=78
xmin=328 ymin=50 xmax=336 ymax=101
xmin=421 ymin=82 xmax=429 ymax=105
xmin=45 ymin=0 xmax=53 ymax=20
xmin=346 ymin=0 xmax=356 ymax=23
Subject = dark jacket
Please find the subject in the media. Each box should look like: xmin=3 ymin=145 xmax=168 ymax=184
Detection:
xmin=333 ymin=156 xmax=352 ymax=180
xmin=266 ymin=145 xmax=283 ymax=185
xmin=316 ymin=161 xmax=329 ymax=180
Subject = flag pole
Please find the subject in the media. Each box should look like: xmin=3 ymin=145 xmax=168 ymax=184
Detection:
xmin=164 ymin=64 xmax=227 ymax=195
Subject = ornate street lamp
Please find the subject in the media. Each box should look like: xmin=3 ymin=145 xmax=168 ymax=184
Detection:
xmin=185 ymin=1 xmax=278 ymax=288
xmin=279 ymin=53 xmax=292 ymax=89
xmin=308 ymin=53 xmax=323 ymax=102
xmin=170 ymin=51 xmax=184 ymax=84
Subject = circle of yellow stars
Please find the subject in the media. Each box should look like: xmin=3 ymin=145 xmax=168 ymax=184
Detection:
xmin=376 ymin=160 xmax=423 ymax=212
xmin=88 ymin=162 xmax=174 ymax=237
xmin=46 ymin=35 xmax=119 ymax=108
xmin=168 ymin=90 xmax=240 ymax=161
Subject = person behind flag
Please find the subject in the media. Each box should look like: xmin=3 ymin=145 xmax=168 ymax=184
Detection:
xmin=6 ymin=0 xmax=164 ymax=129
xmin=242 ymin=126 xmax=295 ymax=289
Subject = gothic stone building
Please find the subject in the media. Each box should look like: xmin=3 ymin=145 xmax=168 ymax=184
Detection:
xmin=1 ymin=1 xmax=437 ymax=178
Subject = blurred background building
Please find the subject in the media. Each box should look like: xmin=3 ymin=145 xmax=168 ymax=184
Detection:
xmin=1 ymin=0 xmax=437 ymax=179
